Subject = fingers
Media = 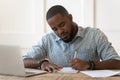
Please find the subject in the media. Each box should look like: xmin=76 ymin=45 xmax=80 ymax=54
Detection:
xmin=41 ymin=63 xmax=63 ymax=73
xmin=70 ymin=58 xmax=78 ymax=67
xmin=41 ymin=65 xmax=56 ymax=72
xmin=54 ymin=64 xmax=63 ymax=70
xmin=70 ymin=58 xmax=86 ymax=70
xmin=47 ymin=65 xmax=57 ymax=72
xmin=70 ymin=59 xmax=79 ymax=70
xmin=71 ymin=62 xmax=80 ymax=70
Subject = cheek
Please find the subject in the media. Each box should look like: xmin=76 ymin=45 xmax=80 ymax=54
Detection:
xmin=66 ymin=25 xmax=72 ymax=33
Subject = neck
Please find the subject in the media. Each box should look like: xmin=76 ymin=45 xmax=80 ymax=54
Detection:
xmin=72 ymin=22 xmax=78 ymax=38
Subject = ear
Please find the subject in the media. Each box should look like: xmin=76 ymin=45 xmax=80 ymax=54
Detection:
xmin=68 ymin=14 xmax=73 ymax=21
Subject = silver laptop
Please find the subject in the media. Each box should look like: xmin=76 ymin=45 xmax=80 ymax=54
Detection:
xmin=0 ymin=45 xmax=47 ymax=77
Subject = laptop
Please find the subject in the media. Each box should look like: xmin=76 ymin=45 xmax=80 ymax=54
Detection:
xmin=0 ymin=45 xmax=47 ymax=77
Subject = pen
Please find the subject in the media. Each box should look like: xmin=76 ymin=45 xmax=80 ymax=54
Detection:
xmin=74 ymin=51 xmax=77 ymax=59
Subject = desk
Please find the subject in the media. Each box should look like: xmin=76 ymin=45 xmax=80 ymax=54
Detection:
xmin=0 ymin=72 xmax=120 ymax=80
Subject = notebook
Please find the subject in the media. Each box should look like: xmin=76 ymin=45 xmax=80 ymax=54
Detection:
xmin=0 ymin=45 xmax=47 ymax=77
xmin=58 ymin=67 xmax=120 ymax=77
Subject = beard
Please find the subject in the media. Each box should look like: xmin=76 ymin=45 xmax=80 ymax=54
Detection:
xmin=62 ymin=35 xmax=73 ymax=43
xmin=61 ymin=26 xmax=75 ymax=43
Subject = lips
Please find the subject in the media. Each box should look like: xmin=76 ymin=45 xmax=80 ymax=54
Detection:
xmin=60 ymin=33 xmax=68 ymax=40
xmin=61 ymin=35 xmax=67 ymax=39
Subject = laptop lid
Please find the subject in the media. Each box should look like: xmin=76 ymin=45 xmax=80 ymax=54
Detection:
xmin=0 ymin=45 xmax=46 ymax=76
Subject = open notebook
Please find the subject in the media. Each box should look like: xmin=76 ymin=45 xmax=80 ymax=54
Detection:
xmin=0 ymin=45 xmax=47 ymax=77
xmin=58 ymin=67 xmax=120 ymax=77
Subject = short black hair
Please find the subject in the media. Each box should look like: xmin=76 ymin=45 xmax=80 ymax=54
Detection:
xmin=46 ymin=5 xmax=69 ymax=20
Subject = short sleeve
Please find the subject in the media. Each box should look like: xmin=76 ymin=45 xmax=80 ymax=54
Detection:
xmin=94 ymin=28 xmax=120 ymax=60
xmin=22 ymin=36 xmax=48 ymax=60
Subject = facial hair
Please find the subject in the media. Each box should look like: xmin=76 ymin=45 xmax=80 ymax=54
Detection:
xmin=62 ymin=23 xmax=76 ymax=43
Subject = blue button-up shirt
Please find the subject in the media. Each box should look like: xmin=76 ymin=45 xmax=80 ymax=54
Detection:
xmin=23 ymin=27 xmax=120 ymax=67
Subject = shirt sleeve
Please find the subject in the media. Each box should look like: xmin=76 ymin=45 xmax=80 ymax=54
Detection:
xmin=22 ymin=36 xmax=48 ymax=60
xmin=95 ymin=28 xmax=120 ymax=61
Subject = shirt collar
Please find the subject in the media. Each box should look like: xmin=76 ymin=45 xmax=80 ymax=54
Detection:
xmin=55 ymin=26 xmax=84 ymax=41
xmin=55 ymin=34 xmax=60 ymax=41
xmin=75 ymin=26 xmax=84 ymax=38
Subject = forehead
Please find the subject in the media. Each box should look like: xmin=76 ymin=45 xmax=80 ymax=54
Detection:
xmin=47 ymin=13 xmax=66 ymax=26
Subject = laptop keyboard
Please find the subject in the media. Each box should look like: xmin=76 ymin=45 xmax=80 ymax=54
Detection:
xmin=25 ymin=68 xmax=47 ymax=76
xmin=26 ymin=71 xmax=37 ymax=75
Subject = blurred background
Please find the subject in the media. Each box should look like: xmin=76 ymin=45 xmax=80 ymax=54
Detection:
xmin=0 ymin=0 xmax=120 ymax=55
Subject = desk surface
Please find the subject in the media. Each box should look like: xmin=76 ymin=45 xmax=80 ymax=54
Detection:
xmin=0 ymin=72 xmax=120 ymax=80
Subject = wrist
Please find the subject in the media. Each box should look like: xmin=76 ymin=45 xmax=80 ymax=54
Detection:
xmin=39 ymin=59 xmax=49 ymax=69
xmin=87 ymin=61 xmax=95 ymax=70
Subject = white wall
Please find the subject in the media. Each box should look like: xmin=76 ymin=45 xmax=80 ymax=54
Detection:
xmin=0 ymin=0 xmax=44 ymax=54
xmin=95 ymin=0 xmax=120 ymax=55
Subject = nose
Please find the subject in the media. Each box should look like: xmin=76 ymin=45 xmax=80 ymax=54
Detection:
xmin=57 ymin=28 xmax=64 ymax=36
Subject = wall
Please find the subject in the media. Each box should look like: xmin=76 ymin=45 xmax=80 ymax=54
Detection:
xmin=0 ymin=0 xmax=44 ymax=54
xmin=95 ymin=0 xmax=120 ymax=55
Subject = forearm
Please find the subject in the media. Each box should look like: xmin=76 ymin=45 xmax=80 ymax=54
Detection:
xmin=23 ymin=58 xmax=40 ymax=69
xmin=94 ymin=59 xmax=120 ymax=70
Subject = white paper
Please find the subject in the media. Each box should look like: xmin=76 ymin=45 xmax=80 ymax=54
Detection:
xmin=58 ymin=67 xmax=78 ymax=73
xmin=80 ymin=70 xmax=120 ymax=77
xmin=58 ymin=67 xmax=120 ymax=77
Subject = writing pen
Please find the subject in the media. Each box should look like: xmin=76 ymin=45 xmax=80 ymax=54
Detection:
xmin=73 ymin=51 xmax=80 ymax=73
xmin=74 ymin=51 xmax=77 ymax=59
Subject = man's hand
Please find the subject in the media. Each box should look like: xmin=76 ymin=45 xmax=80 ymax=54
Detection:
xmin=40 ymin=61 xmax=63 ymax=72
xmin=70 ymin=58 xmax=89 ymax=71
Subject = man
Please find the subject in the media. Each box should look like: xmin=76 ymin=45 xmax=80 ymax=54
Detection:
xmin=23 ymin=5 xmax=120 ymax=72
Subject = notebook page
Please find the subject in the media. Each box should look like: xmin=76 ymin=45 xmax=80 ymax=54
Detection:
xmin=58 ymin=67 xmax=78 ymax=73
xmin=80 ymin=70 xmax=120 ymax=77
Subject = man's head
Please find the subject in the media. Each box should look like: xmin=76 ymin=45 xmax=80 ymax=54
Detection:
xmin=46 ymin=5 xmax=78 ymax=43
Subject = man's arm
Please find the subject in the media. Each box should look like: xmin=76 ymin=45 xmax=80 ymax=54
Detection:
xmin=94 ymin=59 xmax=120 ymax=69
xmin=94 ymin=29 xmax=120 ymax=69
xmin=23 ymin=36 xmax=48 ymax=69
xmin=23 ymin=58 xmax=63 ymax=72
xmin=23 ymin=58 xmax=40 ymax=69
xmin=70 ymin=59 xmax=120 ymax=70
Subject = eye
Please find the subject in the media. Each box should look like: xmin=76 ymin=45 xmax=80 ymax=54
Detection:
xmin=59 ymin=22 xmax=65 ymax=27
